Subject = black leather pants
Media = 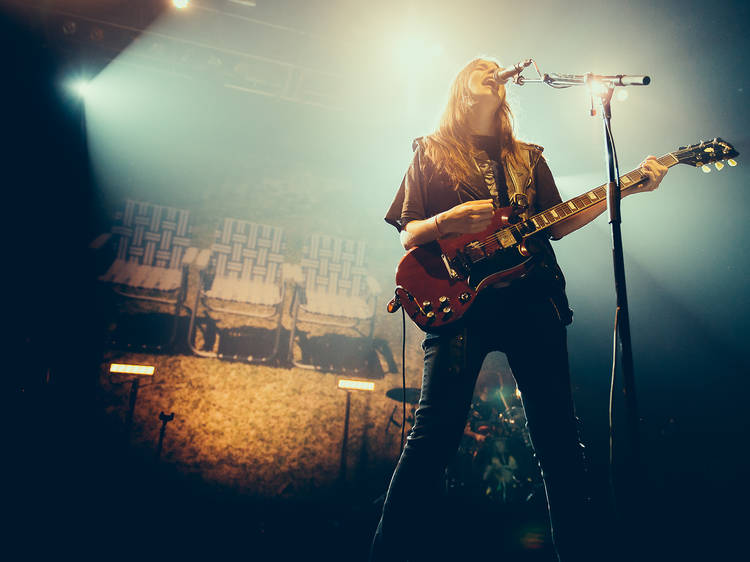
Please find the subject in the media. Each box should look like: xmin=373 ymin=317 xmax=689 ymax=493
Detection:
xmin=370 ymin=285 xmax=594 ymax=562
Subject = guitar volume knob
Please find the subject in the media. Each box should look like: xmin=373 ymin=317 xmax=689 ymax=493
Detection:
xmin=459 ymin=292 xmax=471 ymax=303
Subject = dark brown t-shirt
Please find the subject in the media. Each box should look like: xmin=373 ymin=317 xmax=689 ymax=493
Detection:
xmin=384 ymin=141 xmax=562 ymax=232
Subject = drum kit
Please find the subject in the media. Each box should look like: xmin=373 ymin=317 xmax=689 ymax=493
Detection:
xmin=447 ymin=399 xmax=543 ymax=504
xmin=384 ymin=387 xmax=420 ymax=433
xmin=385 ymin=386 xmax=543 ymax=504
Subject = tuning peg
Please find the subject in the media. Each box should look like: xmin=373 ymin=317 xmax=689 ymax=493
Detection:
xmin=701 ymin=164 xmax=711 ymax=173
xmin=714 ymin=162 xmax=724 ymax=170
xmin=728 ymin=159 xmax=737 ymax=167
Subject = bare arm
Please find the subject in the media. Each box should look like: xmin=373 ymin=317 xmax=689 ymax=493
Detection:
xmin=548 ymin=155 xmax=669 ymax=239
xmin=400 ymin=199 xmax=495 ymax=250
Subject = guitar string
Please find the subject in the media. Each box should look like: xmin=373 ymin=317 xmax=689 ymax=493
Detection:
xmin=468 ymin=152 xmax=680 ymax=256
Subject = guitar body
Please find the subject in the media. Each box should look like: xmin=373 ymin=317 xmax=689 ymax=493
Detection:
xmin=395 ymin=207 xmax=535 ymax=330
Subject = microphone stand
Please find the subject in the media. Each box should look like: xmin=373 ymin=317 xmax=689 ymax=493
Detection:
xmin=518 ymin=66 xmax=650 ymax=555
xmin=597 ymin=84 xmax=642 ymax=501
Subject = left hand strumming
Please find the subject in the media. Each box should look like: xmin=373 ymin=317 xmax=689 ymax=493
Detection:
xmin=637 ymin=155 xmax=669 ymax=192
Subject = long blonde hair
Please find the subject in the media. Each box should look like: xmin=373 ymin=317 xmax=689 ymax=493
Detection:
xmin=423 ymin=58 xmax=524 ymax=189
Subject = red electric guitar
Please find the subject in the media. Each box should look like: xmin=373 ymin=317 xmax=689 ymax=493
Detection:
xmin=389 ymin=138 xmax=739 ymax=330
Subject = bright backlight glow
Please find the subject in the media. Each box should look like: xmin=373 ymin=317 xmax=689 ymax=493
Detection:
xmin=586 ymin=78 xmax=609 ymax=97
xmin=173 ymin=0 xmax=189 ymax=9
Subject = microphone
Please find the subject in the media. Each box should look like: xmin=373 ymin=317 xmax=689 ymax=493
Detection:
xmin=612 ymin=75 xmax=650 ymax=86
xmin=493 ymin=59 xmax=533 ymax=85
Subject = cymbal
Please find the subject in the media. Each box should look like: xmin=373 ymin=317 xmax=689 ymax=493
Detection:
xmin=385 ymin=387 xmax=421 ymax=405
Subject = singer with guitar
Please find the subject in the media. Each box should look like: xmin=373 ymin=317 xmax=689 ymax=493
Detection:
xmin=369 ymin=57 xmax=668 ymax=562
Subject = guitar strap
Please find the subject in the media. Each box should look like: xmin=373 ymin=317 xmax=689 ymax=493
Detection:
xmin=475 ymin=143 xmax=544 ymax=216
xmin=503 ymin=144 xmax=544 ymax=220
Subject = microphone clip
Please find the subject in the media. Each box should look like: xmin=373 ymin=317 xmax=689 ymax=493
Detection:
xmin=493 ymin=58 xmax=535 ymax=86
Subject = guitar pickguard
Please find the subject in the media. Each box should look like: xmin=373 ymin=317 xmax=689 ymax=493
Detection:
xmin=463 ymin=246 xmax=532 ymax=291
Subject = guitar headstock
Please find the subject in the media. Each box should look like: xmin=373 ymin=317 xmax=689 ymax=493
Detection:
xmin=674 ymin=138 xmax=739 ymax=172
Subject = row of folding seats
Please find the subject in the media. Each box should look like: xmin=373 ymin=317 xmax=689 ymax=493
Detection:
xmin=94 ymin=199 xmax=380 ymax=367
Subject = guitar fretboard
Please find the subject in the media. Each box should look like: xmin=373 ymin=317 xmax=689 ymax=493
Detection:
xmin=477 ymin=153 xmax=680 ymax=253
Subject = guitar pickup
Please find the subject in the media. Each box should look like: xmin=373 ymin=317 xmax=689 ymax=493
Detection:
xmin=496 ymin=230 xmax=516 ymax=249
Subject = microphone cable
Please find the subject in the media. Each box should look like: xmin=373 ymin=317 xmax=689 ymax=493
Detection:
xmin=400 ymin=305 xmax=407 ymax=452
xmin=604 ymin=114 xmax=622 ymax=514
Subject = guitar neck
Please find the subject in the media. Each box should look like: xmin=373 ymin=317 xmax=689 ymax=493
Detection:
xmin=519 ymin=152 xmax=680 ymax=236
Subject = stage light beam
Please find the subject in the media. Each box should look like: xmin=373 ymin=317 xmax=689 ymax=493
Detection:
xmin=69 ymin=79 xmax=91 ymax=99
